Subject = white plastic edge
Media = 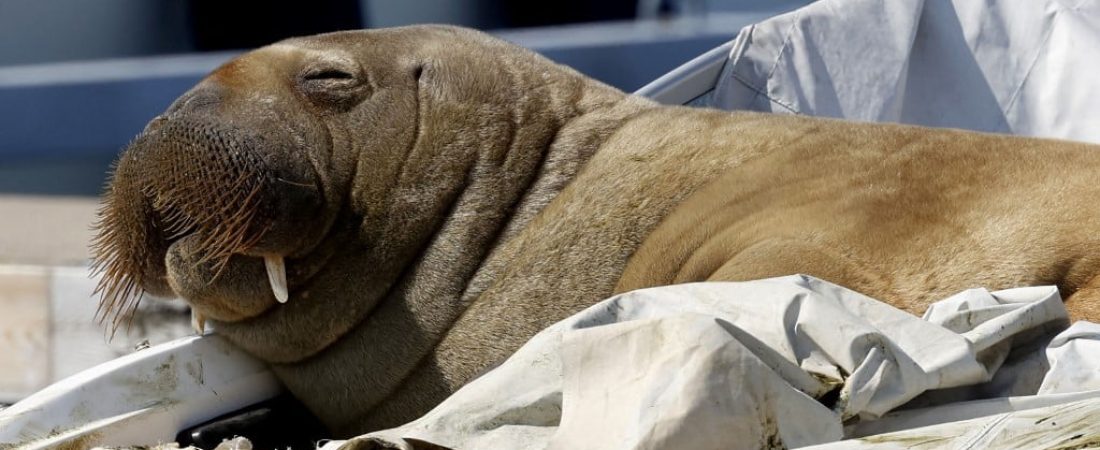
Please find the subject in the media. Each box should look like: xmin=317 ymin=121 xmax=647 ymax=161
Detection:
xmin=634 ymin=41 xmax=734 ymax=104
xmin=0 ymin=334 xmax=281 ymax=449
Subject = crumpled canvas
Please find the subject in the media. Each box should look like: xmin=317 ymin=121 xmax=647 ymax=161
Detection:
xmin=321 ymin=275 xmax=1100 ymax=449
xmin=698 ymin=0 xmax=1100 ymax=145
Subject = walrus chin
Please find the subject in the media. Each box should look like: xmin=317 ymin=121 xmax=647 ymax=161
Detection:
xmin=91 ymin=117 xmax=295 ymax=334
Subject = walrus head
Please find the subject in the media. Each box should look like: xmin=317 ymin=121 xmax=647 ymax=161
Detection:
xmin=92 ymin=25 xmax=621 ymax=354
xmin=93 ymin=71 xmax=329 ymax=328
xmin=93 ymin=30 xmax=381 ymax=330
xmin=91 ymin=24 xmax=644 ymax=431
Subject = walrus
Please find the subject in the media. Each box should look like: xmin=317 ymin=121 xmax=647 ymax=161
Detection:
xmin=92 ymin=24 xmax=1100 ymax=437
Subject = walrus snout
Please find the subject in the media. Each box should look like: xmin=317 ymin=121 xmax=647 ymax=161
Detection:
xmin=92 ymin=112 xmax=325 ymax=329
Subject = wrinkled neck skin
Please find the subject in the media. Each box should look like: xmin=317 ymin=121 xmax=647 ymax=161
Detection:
xmin=212 ymin=50 xmax=655 ymax=414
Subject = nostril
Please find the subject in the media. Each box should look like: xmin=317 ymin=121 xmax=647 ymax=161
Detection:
xmin=143 ymin=116 xmax=168 ymax=134
xmin=165 ymin=87 xmax=224 ymax=116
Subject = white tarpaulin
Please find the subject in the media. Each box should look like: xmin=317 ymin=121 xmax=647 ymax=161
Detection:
xmin=698 ymin=0 xmax=1100 ymax=144
xmin=324 ymin=276 xmax=1100 ymax=449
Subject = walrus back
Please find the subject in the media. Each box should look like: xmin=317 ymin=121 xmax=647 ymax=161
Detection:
xmin=618 ymin=113 xmax=1100 ymax=322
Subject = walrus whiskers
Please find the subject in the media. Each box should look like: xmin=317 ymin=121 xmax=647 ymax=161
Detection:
xmin=91 ymin=160 xmax=161 ymax=336
xmin=92 ymin=123 xmax=278 ymax=335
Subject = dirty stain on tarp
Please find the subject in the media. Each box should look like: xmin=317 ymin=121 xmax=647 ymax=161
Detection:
xmin=0 ymin=334 xmax=280 ymax=449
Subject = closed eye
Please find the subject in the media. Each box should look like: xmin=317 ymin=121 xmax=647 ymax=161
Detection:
xmin=297 ymin=63 xmax=368 ymax=107
xmin=304 ymin=69 xmax=355 ymax=81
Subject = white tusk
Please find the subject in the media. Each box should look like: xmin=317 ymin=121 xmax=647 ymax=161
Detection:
xmin=191 ymin=309 xmax=207 ymax=335
xmin=265 ymin=255 xmax=289 ymax=303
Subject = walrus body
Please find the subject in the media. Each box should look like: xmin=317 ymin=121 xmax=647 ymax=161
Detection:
xmin=93 ymin=25 xmax=1100 ymax=436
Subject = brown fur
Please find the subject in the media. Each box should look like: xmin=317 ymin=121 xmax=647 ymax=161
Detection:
xmin=92 ymin=25 xmax=1100 ymax=437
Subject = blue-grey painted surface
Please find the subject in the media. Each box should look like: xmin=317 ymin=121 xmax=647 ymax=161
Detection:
xmin=363 ymin=0 xmax=504 ymax=29
xmin=0 ymin=13 xmax=779 ymax=195
xmin=0 ymin=0 xmax=193 ymax=67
